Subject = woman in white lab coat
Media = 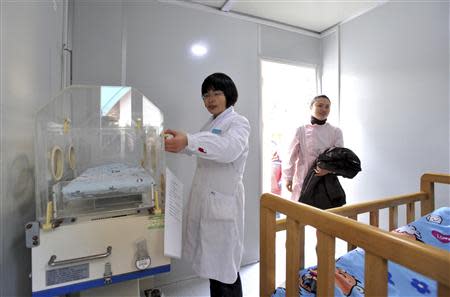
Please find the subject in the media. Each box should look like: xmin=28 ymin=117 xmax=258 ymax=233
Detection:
xmin=164 ymin=73 xmax=250 ymax=297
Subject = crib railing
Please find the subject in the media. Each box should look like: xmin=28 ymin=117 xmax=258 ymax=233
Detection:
xmin=260 ymin=173 xmax=450 ymax=297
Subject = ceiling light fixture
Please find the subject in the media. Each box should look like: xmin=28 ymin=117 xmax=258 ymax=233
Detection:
xmin=190 ymin=43 xmax=208 ymax=57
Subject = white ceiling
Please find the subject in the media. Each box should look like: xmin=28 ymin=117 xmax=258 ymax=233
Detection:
xmin=186 ymin=0 xmax=387 ymax=33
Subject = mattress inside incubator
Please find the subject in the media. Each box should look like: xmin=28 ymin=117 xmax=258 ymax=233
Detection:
xmin=61 ymin=163 xmax=154 ymax=200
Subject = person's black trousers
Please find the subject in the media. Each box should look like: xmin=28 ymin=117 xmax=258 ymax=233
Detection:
xmin=209 ymin=273 xmax=242 ymax=297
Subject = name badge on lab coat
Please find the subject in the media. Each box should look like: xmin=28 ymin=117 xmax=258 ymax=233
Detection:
xmin=212 ymin=128 xmax=222 ymax=135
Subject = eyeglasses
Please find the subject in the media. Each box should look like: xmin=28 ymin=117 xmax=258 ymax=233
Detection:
xmin=202 ymin=91 xmax=224 ymax=100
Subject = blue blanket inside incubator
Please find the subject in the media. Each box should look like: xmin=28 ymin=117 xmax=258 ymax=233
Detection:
xmin=62 ymin=163 xmax=154 ymax=200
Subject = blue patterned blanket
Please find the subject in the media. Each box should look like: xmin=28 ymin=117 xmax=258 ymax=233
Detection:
xmin=272 ymin=207 xmax=450 ymax=297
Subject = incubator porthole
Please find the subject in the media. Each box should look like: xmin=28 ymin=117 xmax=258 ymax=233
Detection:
xmin=67 ymin=145 xmax=76 ymax=170
xmin=50 ymin=145 xmax=64 ymax=181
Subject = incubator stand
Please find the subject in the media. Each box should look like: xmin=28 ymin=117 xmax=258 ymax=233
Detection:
xmin=27 ymin=86 xmax=170 ymax=297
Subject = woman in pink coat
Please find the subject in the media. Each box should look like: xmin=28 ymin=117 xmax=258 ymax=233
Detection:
xmin=283 ymin=95 xmax=343 ymax=201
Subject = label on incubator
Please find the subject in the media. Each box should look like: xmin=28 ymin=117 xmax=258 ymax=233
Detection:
xmin=46 ymin=263 xmax=89 ymax=286
xmin=147 ymin=214 xmax=165 ymax=229
xmin=136 ymin=257 xmax=151 ymax=270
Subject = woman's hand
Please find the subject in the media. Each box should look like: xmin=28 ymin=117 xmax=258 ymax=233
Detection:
xmin=286 ymin=180 xmax=293 ymax=192
xmin=164 ymin=129 xmax=188 ymax=153
xmin=314 ymin=166 xmax=332 ymax=176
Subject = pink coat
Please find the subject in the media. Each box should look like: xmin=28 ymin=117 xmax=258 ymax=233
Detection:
xmin=283 ymin=123 xmax=344 ymax=201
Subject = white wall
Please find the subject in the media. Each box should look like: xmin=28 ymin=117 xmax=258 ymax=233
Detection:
xmin=72 ymin=0 xmax=123 ymax=85
xmin=71 ymin=0 xmax=320 ymax=287
xmin=320 ymin=30 xmax=340 ymax=125
xmin=259 ymin=25 xmax=320 ymax=65
xmin=338 ymin=1 xmax=449 ymax=214
xmin=0 ymin=1 xmax=64 ymax=296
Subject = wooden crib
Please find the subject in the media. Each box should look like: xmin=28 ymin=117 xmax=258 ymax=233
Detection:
xmin=260 ymin=173 xmax=450 ymax=297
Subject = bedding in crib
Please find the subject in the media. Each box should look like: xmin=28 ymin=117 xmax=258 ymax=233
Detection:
xmin=272 ymin=207 xmax=450 ymax=297
xmin=62 ymin=163 xmax=154 ymax=200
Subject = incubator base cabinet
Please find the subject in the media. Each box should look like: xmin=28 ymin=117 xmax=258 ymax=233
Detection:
xmin=28 ymin=86 xmax=171 ymax=296
xmin=31 ymin=216 xmax=170 ymax=296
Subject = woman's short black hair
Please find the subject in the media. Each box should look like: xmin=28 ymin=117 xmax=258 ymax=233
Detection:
xmin=201 ymin=73 xmax=238 ymax=108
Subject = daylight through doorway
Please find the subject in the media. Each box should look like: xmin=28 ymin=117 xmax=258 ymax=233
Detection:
xmin=261 ymin=59 xmax=317 ymax=198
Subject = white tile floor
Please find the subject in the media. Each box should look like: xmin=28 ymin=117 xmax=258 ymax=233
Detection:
xmin=156 ymin=227 xmax=347 ymax=297
xmin=157 ymin=230 xmax=290 ymax=297
xmin=158 ymin=262 xmax=260 ymax=297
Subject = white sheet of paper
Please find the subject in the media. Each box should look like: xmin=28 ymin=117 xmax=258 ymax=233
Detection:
xmin=164 ymin=168 xmax=183 ymax=259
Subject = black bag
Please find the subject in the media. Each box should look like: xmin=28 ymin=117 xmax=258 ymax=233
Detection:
xmin=298 ymin=147 xmax=361 ymax=210
xmin=299 ymin=170 xmax=346 ymax=209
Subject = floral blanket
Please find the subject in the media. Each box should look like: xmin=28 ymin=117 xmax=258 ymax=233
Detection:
xmin=272 ymin=207 xmax=450 ymax=297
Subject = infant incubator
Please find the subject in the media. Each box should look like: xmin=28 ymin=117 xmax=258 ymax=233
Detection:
xmin=27 ymin=85 xmax=170 ymax=297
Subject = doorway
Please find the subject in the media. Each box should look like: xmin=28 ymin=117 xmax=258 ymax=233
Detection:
xmin=261 ymin=59 xmax=317 ymax=198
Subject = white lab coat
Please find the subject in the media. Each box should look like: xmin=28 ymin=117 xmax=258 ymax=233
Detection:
xmin=182 ymin=106 xmax=250 ymax=284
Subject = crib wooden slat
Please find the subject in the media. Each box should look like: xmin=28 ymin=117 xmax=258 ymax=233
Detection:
xmin=317 ymin=231 xmax=335 ymax=296
xmin=365 ymin=252 xmax=388 ymax=296
xmin=347 ymin=215 xmax=358 ymax=251
xmin=276 ymin=218 xmax=287 ymax=232
xmin=420 ymin=174 xmax=436 ymax=216
xmin=406 ymin=202 xmax=415 ymax=223
xmin=438 ymin=282 xmax=450 ymax=297
xmin=260 ymin=205 xmax=276 ymax=297
xmin=389 ymin=206 xmax=398 ymax=231
xmin=299 ymin=225 xmax=305 ymax=270
xmin=370 ymin=210 xmax=379 ymax=227
xmin=286 ymin=218 xmax=303 ymax=297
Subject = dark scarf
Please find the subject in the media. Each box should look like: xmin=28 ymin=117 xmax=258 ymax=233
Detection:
xmin=311 ymin=116 xmax=327 ymax=125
